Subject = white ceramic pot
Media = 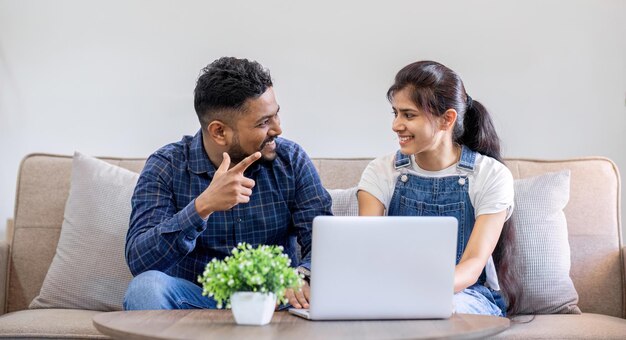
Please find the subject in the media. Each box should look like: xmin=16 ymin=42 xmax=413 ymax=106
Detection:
xmin=230 ymin=292 xmax=277 ymax=326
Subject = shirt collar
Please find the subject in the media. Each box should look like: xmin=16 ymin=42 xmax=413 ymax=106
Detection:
xmin=188 ymin=129 xmax=217 ymax=176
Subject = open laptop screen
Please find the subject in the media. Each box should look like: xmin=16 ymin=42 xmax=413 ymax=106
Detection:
xmin=292 ymin=216 xmax=457 ymax=320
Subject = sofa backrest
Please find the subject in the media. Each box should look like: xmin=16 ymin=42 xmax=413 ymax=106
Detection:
xmin=5 ymin=154 xmax=623 ymax=318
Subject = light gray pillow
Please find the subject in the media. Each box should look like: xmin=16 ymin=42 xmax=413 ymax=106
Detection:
xmin=510 ymin=170 xmax=581 ymax=314
xmin=327 ymin=187 xmax=358 ymax=216
xmin=29 ymin=152 xmax=138 ymax=311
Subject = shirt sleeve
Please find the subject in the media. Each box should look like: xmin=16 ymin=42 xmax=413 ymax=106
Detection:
xmin=357 ymin=154 xmax=396 ymax=211
xmin=125 ymin=153 xmax=207 ymax=276
xmin=472 ymin=158 xmax=515 ymax=220
xmin=289 ymin=144 xmax=333 ymax=270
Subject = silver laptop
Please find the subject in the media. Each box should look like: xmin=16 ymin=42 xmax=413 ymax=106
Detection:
xmin=289 ymin=216 xmax=457 ymax=320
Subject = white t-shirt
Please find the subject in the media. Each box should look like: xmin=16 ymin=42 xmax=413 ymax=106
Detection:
xmin=358 ymin=151 xmax=514 ymax=290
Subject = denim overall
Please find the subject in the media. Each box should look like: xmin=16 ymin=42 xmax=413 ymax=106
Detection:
xmin=388 ymin=145 xmax=506 ymax=316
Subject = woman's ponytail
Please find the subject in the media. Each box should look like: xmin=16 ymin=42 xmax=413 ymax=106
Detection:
xmin=457 ymin=97 xmax=503 ymax=163
xmin=459 ymin=97 xmax=518 ymax=314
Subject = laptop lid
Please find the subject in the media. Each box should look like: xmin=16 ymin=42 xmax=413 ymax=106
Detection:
xmin=307 ymin=216 xmax=457 ymax=320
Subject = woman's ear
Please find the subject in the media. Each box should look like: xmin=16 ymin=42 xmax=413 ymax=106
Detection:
xmin=207 ymin=121 xmax=230 ymax=146
xmin=440 ymin=109 xmax=458 ymax=131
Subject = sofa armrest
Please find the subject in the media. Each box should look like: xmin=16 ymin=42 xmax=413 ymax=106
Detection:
xmin=5 ymin=218 xmax=13 ymax=243
xmin=623 ymin=246 xmax=626 ymax=319
xmin=0 ymin=237 xmax=9 ymax=316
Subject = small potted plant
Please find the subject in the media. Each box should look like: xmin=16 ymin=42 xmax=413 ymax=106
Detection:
xmin=198 ymin=242 xmax=304 ymax=325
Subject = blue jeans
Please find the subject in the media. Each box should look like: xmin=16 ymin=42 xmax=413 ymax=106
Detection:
xmin=453 ymin=284 xmax=506 ymax=316
xmin=123 ymin=270 xmax=218 ymax=310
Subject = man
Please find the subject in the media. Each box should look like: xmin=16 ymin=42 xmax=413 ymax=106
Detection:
xmin=124 ymin=57 xmax=331 ymax=310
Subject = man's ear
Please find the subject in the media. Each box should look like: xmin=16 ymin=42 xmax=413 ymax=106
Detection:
xmin=206 ymin=121 xmax=230 ymax=146
xmin=440 ymin=109 xmax=458 ymax=131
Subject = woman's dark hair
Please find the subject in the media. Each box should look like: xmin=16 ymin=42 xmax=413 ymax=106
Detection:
xmin=387 ymin=60 xmax=519 ymax=315
xmin=194 ymin=57 xmax=273 ymax=128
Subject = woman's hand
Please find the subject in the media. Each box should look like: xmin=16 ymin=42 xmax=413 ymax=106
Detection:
xmin=454 ymin=210 xmax=507 ymax=292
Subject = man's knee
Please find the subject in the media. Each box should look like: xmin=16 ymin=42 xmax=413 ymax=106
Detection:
xmin=124 ymin=270 xmax=175 ymax=310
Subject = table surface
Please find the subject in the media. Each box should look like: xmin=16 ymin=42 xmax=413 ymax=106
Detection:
xmin=93 ymin=310 xmax=509 ymax=340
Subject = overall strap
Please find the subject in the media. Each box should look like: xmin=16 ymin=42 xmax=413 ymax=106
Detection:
xmin=395 ymin=147 xmax=477 ymax=172
xmin=456 ymin=145 xmax=477 ymax=172
xmin=394 ymin=150 xmax=411 ymax=170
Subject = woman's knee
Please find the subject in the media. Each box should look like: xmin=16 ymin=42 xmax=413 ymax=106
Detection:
xmin=453 ymin=288 xmax=503 ymax=316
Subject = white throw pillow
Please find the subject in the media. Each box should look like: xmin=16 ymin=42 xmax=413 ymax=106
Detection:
xmin=509 ymin=170 xmax=581 ymax=314
xmin=29 ymin=152 xmax=138 ymax=311
xmin=327 ymin=187 xmax=358 ymax=216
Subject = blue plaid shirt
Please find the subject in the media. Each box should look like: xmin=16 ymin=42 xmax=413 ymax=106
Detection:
xmin=126 ymin=130 xmax=332 ymax=283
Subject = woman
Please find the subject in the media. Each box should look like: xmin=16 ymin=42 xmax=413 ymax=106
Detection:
xmin=358 ymin=61 xmax=514 ymax=316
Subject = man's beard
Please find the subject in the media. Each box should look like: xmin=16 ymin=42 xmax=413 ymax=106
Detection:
xmin=228 ymin=135 xmax=277 ymax=165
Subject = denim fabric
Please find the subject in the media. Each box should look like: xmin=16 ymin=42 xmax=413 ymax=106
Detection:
xmin=125 ymin=130 xmax=332 ymax=286
xmin=124 ymin=270 xmax=218 ymax=310
xmin=387 ymin=146 xmax=506 ymax=316
xmin=454 ymin=284 xmax=506 ymax=316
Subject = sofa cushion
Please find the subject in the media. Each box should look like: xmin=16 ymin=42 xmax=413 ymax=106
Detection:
xmin=29 ymin=152 xmax=138 ymax=311
xmin=491 ymin=313 xmax=626 ymax=339
xmin=0 ymin=309 xmax=108 ymax=339
xmin=327 ymin=187 xmax=358 ymax=216
xmin=509 ymin=170 xmax=580 ymax=314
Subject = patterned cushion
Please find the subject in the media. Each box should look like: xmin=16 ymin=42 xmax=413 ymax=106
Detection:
xmin=29 ymin=152 xmax=138 ymax=311
xmin=510 ymin=170 xmax=581 ymax=314
xmin=328 ymin=187 xmax=358 ymax=216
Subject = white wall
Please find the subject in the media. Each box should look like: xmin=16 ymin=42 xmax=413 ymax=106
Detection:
xmin=1 ymin=0 xmax=625 ymax=239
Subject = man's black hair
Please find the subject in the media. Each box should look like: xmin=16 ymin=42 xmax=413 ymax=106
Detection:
xmin=194 ymin=57 xmax=273 ymax=128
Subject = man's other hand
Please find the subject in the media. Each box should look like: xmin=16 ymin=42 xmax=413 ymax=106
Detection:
xmin=285 ymin=281 xmax=310 ymax=309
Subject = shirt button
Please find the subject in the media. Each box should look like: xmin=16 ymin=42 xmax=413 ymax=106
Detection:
xmin=237 ymin=218 xmax=242 ymax=223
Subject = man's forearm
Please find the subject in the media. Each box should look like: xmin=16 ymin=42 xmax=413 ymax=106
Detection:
xmin=126 ymin=199 xmax=207 ymax=275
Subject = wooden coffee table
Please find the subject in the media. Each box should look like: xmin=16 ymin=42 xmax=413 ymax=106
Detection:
xmin=93 ymin=310 xmax=509 ymax=339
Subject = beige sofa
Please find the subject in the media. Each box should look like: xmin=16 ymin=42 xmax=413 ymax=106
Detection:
xmin=0 ymin=153 xmax=625 ymax=339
